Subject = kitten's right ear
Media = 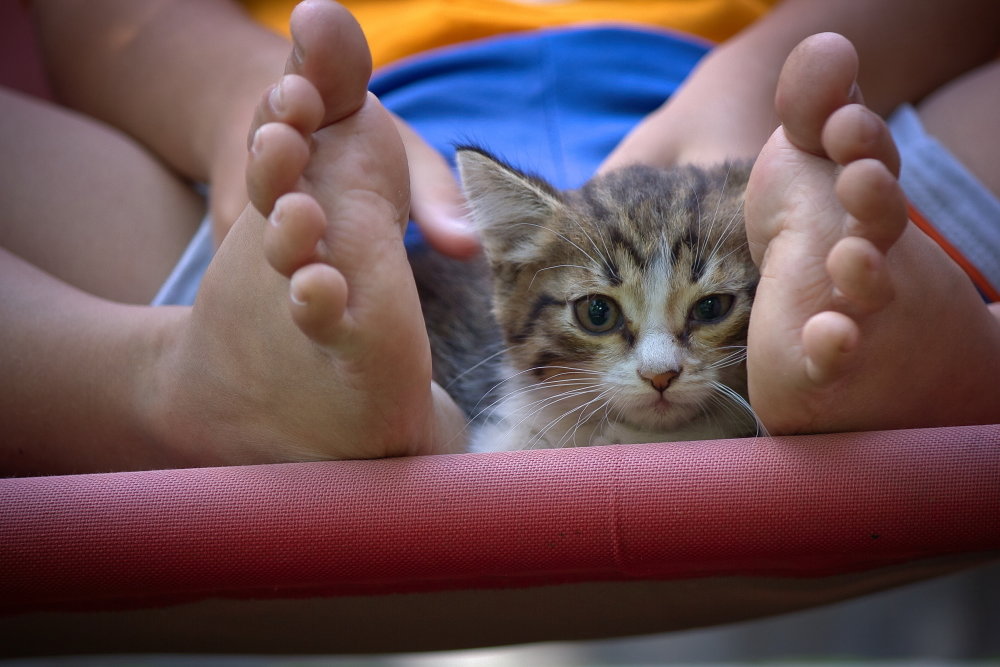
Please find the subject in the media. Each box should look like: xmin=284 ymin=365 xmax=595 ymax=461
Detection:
xmin=456 ymin=147 xmax=562 ymax=263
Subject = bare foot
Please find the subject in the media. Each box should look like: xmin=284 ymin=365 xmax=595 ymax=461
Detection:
xmin=745 ymin=33 xmax=1000 ymax=434
xmin=155 ymin=0 xmax=466 ymax=464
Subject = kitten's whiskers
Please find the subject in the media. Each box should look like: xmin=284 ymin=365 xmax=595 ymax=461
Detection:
xmin=512 ymin=222 xmax=608 ymax=280
xmin=446 ymin=344 xmax=514 ymax=390
xmin=513 ymin=385 xmax=607 ymax=450
xmin=693 ymin=162 xmax=736 ymax=274
xmin=527 ymin=385 xmax=615 ymax=450
xmin=564 ymin=214 xmax=616 ymax=281
xmin=529 ymin=263 xmax=595 ymax=289
xmin=482 ymin=364 xmax=608 ymax=449
xmin=706 ymin=345 xmax=748 ymax=371
xmin=706 ymin=204 xmax=745 ymax=268
xmin=470 ymin=366 xmax=601 ymax=424
xmin=554 ymin=386 xmax=619 ymax=448
xmin=706 ymin=380 xmax=768 ymax=438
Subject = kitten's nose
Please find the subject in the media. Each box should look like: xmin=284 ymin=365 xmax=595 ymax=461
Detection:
xmin=642 ymin=370 xmax=679 ymax=392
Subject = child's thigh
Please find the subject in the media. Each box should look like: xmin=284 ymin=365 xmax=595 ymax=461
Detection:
xmin=916 ymin=59 xmax=1000 ymax=200
xmin=0 ymin=87 xmax=206 ymax=304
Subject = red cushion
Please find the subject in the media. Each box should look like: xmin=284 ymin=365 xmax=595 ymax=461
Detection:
xmin=1 ymin=425 xmax=997 ymax=654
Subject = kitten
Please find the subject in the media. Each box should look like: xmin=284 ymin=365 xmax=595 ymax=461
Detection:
xmin=410 ymin=148 xmax=760 ymax=452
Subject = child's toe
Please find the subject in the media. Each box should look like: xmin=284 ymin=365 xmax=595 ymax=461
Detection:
xmin=289 ymin=263 xmax=349 ymax=346
xmin=249 ymin=75 xmax=325 ymax=146
xmin=835 ymin=159 xmax=908 ymax=253
xmin=247 ymin=122 xmax=310 ymax=217
xmin=827 ymin=236 xmax=895 ymax=314
xmin=286 ymin=0 xmax=372 ymax=127
xmin=821 ymin=104 xmax=900 ymax=176
xmin=264 ymin=193 xmax=328 ymax=278
xmin=802 ymin=311 xmax=859 ymax=386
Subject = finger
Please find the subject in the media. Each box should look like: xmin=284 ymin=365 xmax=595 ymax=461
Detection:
xmin=393 ymin=114 xmax=481 ymax=259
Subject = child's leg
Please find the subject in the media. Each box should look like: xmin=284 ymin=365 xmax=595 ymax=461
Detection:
xmin=0 ymin=246 xmax=190 ymax=474
xmin=2 ymin=1 xmax=466 ymax=475
xmin=29 ymin=0 xmax=476 ymax=255
xmin=743 ymin=33 xmax=1000 ymax=434
xmin=916 ymin=58 xmax=1000 ymax=203
xmin=30 ymin=0 xmax=289 ymax=242
xmin=0 ymin=83 xmax=212 ymax=472
xmin=0 ymin=88 xmax=204 ymax=304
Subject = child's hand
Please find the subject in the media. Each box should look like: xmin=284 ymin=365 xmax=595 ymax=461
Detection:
xmin=392 ymin=114 xmax=481 ymax=259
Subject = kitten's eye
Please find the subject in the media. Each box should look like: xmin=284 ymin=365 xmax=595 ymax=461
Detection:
xmin=690 ymin=294 xmax=734 ymax=323
xmin=573 ymin=295 xmax=622 ymax=334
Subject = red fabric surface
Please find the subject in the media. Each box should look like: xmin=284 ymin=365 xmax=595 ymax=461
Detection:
xmin=1 ymin=425 xmax=998 ymax=614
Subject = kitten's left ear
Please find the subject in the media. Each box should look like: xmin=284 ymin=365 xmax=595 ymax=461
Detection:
xmin=456 ymin=147 xmax=563 ymax=263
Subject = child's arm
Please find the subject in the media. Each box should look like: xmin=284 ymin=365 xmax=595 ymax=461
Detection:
xmin=601 ymin=0 xmax=1000 ymax=171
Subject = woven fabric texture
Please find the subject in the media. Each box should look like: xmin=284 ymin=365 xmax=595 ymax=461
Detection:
xmin=2 ymin=425 xmax=998 ymax=614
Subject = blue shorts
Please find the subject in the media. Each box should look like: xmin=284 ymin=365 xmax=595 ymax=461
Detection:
xmin=152 ymin=26 xmax=1000 ymax=306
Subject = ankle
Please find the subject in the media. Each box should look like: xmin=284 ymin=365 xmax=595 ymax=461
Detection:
xmin=426 ymin=382 xmax=469 ymax=455
xmin=144 ymin=305 xmax=223 ymax=469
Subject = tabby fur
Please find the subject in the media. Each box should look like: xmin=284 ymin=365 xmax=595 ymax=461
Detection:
xmin=411 ymin=148 xmax=760 ymax=452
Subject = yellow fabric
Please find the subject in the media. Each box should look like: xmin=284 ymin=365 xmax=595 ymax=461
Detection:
xmin=242 ymin=0 xmax=778 ymax=69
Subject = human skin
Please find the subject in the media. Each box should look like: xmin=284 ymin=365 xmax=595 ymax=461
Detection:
xmin=741 ymin=33 xmax=1000 ymax=434
xmin=2 ymin=0 xmax=998 ymax=474
xmin=600 ymin=0 xmax=1000 ymax=171
xmin=0 ymin=0 xmax=468 ymax=474
xmin=28 ymin=0 xmax=476 ymax=255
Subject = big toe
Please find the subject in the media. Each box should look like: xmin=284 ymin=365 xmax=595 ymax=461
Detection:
xmin=286 ymin=0 xmax=372 ymax=126
xmin=775 ymin=33 xmax=862 ymax=156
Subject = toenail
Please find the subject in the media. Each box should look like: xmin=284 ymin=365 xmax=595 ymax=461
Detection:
xmin=250 ymin=128 xmax=264 ymax=156
xmin=291 ymin=42 xmax=305 ymax=69
xmin=290 ymin=278 xmax=308 ymax=306
xmin=269 ymin=82 xmax=285 ymax=114
xmin=270 ymin=200 xmax=285 ymax=227
xmin=847 ymin=81 xmax=863 ymax=104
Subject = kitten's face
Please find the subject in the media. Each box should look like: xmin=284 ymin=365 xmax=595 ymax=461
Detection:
xmin=458 ymin=149 xmax=758 ymax=445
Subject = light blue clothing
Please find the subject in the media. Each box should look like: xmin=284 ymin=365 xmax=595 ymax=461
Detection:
xmin=151 ymin=215 xmax=213 ymax=306
xmin=889 ymin=103 xmax=1000 ymax=298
